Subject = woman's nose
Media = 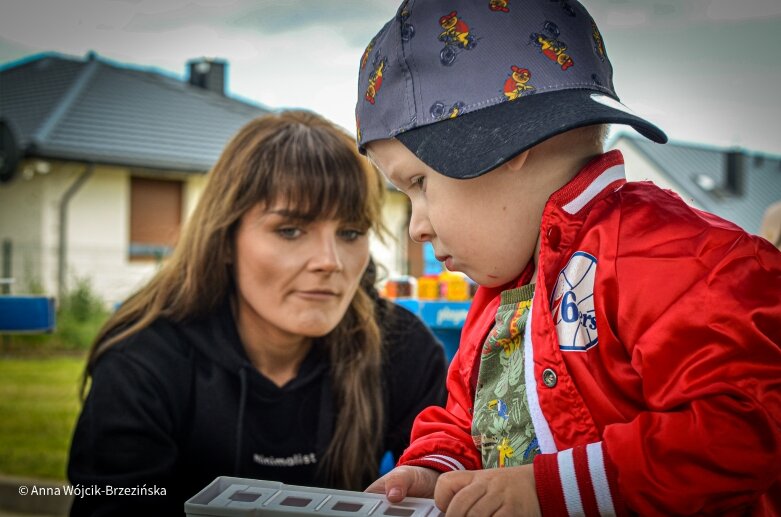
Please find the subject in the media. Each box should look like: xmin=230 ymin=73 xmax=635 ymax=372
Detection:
xmin=310 ymin=235 xmax=344 ymax=273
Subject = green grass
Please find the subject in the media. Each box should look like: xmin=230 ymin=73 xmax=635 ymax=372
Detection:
xmin=2 ymin=276 xmax=111 ymax=354
xmin=0 ymin=355 xmax=85 ymax=480
xmin=2 ymin=308 xmax=110 ymax=354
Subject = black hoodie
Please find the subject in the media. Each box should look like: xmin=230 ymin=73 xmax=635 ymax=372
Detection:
xmin=67 ymin=298 xmax=447 ymax=516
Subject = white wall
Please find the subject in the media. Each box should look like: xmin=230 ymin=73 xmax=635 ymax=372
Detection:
xmin=371 ymin=189 xmax=409 ymax=281
xmin=0 ymin=159 xmax=46 ymax=292
xmin=184 ymin=173 xmax=208 ymax=218
xmin=0 ymin=160 xmax=198 ymax=306
xmin=59 ymin=164 xmax=159 ymax=307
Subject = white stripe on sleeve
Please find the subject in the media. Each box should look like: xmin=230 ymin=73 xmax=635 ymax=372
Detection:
xmin=422 ymin=454 xmax=465 ymax=471
xmin=586 ymin=442 xmax=616 ymax=515
xmin=558 ymin=448 xmax=585 ymax=517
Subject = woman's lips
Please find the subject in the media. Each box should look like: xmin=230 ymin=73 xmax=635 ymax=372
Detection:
xmin=297 ymin=290 xmax=339 ymax=301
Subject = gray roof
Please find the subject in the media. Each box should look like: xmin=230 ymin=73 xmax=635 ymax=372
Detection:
xmin=0 ymin=52 xmax=269 ymax=172
xmin=612 ymin=133 xmax=781 ymax=234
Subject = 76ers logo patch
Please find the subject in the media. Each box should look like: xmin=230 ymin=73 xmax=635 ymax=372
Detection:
xmin=549 ymin=252 xmax=598 ymax=351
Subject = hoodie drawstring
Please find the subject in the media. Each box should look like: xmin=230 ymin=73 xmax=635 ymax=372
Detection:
xmin=234 ymin=367 xmax=248 ymax=475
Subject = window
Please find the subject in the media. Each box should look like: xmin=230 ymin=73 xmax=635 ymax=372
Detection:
xmin=129 ymin=176 xmax=183 ymax=261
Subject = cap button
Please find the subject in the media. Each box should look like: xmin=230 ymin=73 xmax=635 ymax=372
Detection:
xmin=546 ymin=226 xmax=561 ymax=251
xmin=542 ymin=368 xmax=558 ymax=388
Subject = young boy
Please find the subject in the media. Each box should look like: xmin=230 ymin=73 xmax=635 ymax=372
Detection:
xmin=356 ymin=0 xmax=781 ymax=515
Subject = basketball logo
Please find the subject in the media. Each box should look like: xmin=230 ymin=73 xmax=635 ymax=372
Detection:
xmin=549 ymin=251 xmax=598 ymax=352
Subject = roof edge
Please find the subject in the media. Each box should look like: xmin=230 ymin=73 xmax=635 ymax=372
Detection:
xmin=610 ymin=130 xmax=781 ymax=160
xmin=0 ymin=51 xmax=84 ymax=73
xmin=30 ymin=58 xmax=100 ymax=146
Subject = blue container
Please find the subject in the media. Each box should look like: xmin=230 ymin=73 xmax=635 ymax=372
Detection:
xmin=422 ymin=242 xmax=443 ymax=275
xmin=0 ymin=295 xmax=56 ymax=333
xmin=395 ymin=299 xmax=471 ymax=362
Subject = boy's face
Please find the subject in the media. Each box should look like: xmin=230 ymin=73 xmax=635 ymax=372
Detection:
xmin=367 ymin=138 xmax=548 ymax=288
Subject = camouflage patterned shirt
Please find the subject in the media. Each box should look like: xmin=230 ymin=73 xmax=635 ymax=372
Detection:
xmin=471 ymin=284 xmax=540 ymax=468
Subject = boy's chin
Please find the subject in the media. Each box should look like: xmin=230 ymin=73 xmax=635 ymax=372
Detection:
xmin=471 ymin=271 xmax=526 ymax=289
xmin=471 ymin=275 xmax=505 ymax=289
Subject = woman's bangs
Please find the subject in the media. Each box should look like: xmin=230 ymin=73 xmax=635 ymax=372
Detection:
xmin=266 ymin=136 xmax=374 ymax=226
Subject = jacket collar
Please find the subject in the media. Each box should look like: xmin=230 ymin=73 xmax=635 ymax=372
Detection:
xmin=549 ymin=149 xmax=626 ymax=216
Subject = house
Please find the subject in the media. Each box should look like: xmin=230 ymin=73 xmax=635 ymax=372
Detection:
xmin=0 ymin=52 xmax=410 ymax=306
xmin=610 ymin=133 xmax=781 ymax=238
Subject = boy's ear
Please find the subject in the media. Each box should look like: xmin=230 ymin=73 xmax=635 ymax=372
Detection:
xmin=505 ymin=150 xmax=529 ymax=172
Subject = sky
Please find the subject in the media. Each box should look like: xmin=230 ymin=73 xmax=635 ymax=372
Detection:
xmin=2 ymin=0 xmax=781 ymax=156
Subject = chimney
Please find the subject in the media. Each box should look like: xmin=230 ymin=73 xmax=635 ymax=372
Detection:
xmin=724 ymin=149 xmax=745 ymax=196
xmin=187 ymin=58 xmax=226 ymax=95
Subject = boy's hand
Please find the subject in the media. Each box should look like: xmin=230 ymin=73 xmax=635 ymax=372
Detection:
xmin=434 ymin=464 xmax=541 ymax=517
xmin=365 ymin=465 xmax=440 ymax=503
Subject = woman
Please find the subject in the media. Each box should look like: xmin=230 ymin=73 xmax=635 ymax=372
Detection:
xmin=67 ymin=111 xmax=447 ymax=515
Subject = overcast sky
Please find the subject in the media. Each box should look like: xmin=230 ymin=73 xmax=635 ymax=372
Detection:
xmin=2 ymin=0 xmax=781 ymax=155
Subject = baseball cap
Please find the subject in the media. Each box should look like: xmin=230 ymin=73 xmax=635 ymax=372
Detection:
xmin=356 ymin=0 xmax=667 ymax=179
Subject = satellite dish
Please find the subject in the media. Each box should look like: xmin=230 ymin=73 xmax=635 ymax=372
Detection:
xmin=0 ymin=119 xmax=21 ymax=184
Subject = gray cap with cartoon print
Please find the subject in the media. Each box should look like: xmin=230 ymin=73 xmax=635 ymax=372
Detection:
xmin=355 ymin=0 xmax=667 ymax=179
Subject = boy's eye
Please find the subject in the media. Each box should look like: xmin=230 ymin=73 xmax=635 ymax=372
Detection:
xmin=411 ymin=176 xmax=426 ymax=191
xmin=276 ymin=227 xmax=302 ymax=239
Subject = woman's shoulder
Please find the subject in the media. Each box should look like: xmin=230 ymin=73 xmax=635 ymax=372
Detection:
xmin=94 ymin=316 xmax=198 ymax=379
xmin=374 ymin=297 xmax=448 ymax=412
xmin=375 ymin=297 xmax=444 ymax=362
xmin=377 ymin=297 xmax=432 ymax=337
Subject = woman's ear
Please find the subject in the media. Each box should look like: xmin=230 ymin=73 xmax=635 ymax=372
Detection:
xmin=505 ymin=149 xmax=530 ymax=172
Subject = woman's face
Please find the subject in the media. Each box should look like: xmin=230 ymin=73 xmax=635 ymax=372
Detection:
xmin=233 ymin=201 xmax=371 ymax=343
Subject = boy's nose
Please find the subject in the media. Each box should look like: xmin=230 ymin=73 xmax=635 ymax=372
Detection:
xmin=408 ymin=208 xmax=435 ymax=243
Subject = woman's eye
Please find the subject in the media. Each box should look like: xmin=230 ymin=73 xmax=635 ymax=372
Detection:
xmin=339 ymin=228 xmax=365 ymax=241
xmin=276 ymin=227 xmax=302 ymax=239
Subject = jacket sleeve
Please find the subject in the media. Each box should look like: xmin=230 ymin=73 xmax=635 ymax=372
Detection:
xmin=534 ymin=202 xmax=781 ymax=516
xmin=397 ymin=348 xmax=483 ymax=472
xmin=68 ymin=346 xmax=188 ymax=516
xmin=395 ymin=283 xmax=511 ymax=473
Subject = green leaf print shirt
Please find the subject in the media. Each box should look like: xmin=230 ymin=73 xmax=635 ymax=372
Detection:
xmin=471 ymin=283 xmax=540 ymax=468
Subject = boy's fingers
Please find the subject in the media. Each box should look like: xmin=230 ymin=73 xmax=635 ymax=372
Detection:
xmin=454 ymin=484 xmax=503 ymax=517
xmin=367 ymin=466 xmax=440 ymax=503
xmin=433 ymin=470 xmax=474 ymax=512
xmin=375 ymin=468 xmax=413 ymax=502
xmin=386 ymin=486 xmax=405 ymax=503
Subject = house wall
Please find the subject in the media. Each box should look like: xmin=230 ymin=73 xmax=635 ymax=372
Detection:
xmin=371 ymin=189 xmax=409 ymax=281
xmin=61 ymin=164 xmax=156 ymax=306
xmin=184 ymin=174 xmax=208 ymax=218
xmin=1 ymin=160 xmax=410 ymax=307
xmin=0 ymin=160 xmax=202 ymax=307
xmin=0 ymin=159 xmax=46 ymax=292
xmin=611 ymin=139 xmax=704 ymax=209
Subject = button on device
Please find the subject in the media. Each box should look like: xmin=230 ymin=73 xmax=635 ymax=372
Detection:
xmin=542 ymin=368 xmax=557 ymax=388
xmin=547 ymin=226 xmax=561 ymax=250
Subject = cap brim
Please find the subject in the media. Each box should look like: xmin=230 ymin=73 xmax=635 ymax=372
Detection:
xmin=396 ymin=89 xmax=667 ymax=179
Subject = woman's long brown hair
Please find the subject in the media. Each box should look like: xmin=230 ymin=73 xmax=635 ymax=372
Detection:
xmin=82 ymin=110 xmax=387 ymax=490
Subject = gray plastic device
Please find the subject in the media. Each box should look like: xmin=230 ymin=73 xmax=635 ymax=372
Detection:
xmin=185 ymin=476 xmax=444 ymax=517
